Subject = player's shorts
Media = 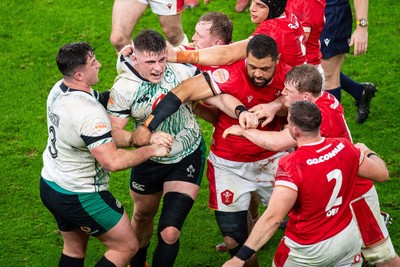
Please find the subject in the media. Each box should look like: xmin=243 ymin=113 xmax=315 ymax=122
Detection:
xmin=40 ymin=177 xmax=124 ymax=237
xmin=207 ymin=150 xmax=288 ymax=211
xmin=350 ymin=186 xmax=389 ymax=247
xmin=320 ymin=2 xmax=352 ymax=59
xmin=273 ymin=219 xmax=363 ymax=267
xmin=136 ymin=0 xmax=184 ymax=15
xmin=130 ymin=140 xmax=205 ymax=194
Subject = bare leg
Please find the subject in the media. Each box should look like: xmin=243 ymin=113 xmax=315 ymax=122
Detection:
xmin=158 ymin=13 xmax=186 ymax=46
xmin=110 ymin=0 xmax=147 ymax=52
xmin=60 ymin=229 xmax=90 ymax=259
xmin=96 ymin=212 xmax=139 ymax=267
xmin=321 ymin=53 xmax=345 ymax=90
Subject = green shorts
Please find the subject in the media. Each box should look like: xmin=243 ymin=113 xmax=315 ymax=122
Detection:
xmin=40 ymin=177 xmax=124 ymax=236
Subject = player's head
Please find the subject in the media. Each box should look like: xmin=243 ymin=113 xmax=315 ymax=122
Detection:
xmin=249 ymin=0 xmax=287 ymax=23
xmin=288 ymin=100 xmax=321 ymax=140
xmin=246 ymin=34 xmax=280 ymax=88
xmin=132 ymin=29 xmax=167 ymax=84
xmin=56 ymin=42 xmax=101 ymax=85
xmin=192 ymin=12 xmax=233 ymax=49
xmin=281 ymin=64 xmax=323 ymax=107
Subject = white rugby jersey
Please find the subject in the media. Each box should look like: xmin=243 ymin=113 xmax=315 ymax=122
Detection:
xmin=41 ymin=80 xmax=113 ymax=193
xmin=108 ymin=55 xmax=202 ymax=164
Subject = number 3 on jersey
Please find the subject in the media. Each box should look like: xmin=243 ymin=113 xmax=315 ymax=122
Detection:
xmin=325 ymin=169 xmax=343 ymax=217
xmin=48 ymin=125 xmax=58 ymax=158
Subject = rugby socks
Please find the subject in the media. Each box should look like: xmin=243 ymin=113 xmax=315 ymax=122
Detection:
xmin=340 ymin=72 xmax=364 ymax=100
xmin=326 ymin=86 xmax=342 ymax=102
xmin=59 ymin=253 xmax=84 ymax=267
xmin=130 ymin=244 xmax=149 ymax=267
xmin=95 ymin=256 xmax=116 ymax=267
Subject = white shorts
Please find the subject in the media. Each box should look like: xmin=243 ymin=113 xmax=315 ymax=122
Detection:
xmin=136 ymin=0 xmax=184 ymax=15
xmin=350 ymin=186 xmax=396 ymax=263
xmin=273 ymin=220 xmax=363 ymax=267
xmin=206 ymin=151 xmax=287 ymax=211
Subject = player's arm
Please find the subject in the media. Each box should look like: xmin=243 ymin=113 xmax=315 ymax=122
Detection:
xmin=192 ymin=101 xmax=219 ymax=124
xmin=90 ymin=140 xmax=170 ymax=172
xmin=355 ymin=143 xmax=389 ymax=182
xmin=169 ymin=39 xmax=249 ymax=66
xmin=109 ymin=115 xmax=134 ymax=148
xmin=223 ymin=126 xmax=296 ymax=151
xmin=222 ymin=186 xmax=297 ymax=267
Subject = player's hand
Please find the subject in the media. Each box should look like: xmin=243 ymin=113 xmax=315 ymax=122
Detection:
xmin=249 ymin=103 xmax=278 ymax=127
xmin=131 ymin=125 xmax=151 ymax=146
xmin=150 ymin=143 xmax=171 ymax=157
xmin=150 ymin=131 xmax=174 ymax=148
xmin=349 ymin=27 xmax=368 ymax=56
xmin=222 ymin=256 xmax=245 ymax=267
xmin=238 ymin=111 xmax=258 ymax=129
xmin=222 ymin=125 xmax=244 ymax=139
xmin=120 ymin=44 xmax=134 ymax=57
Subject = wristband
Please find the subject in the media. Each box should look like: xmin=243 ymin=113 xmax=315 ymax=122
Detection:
xmin=176 ymin=50 xmax=199 ymax=64
xmin=235 ymin=245 xmax=256 ymax=261
xmin=235 ymin=105 xmax=248 ymax=118
xmin=364 ymin=149 xmax=377 ymax=158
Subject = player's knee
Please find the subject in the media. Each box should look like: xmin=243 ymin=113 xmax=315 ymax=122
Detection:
xmin=223 ymin=236 xmax=239 ymax=250
xmin=133 ymin=209 xmax=156 ymax=225
xmin=215 ymin=210 xmax=249 ymax=256
xmin=157 ymin=192 xmax=194 ymax=243
xmin=160 ymin=226 xmax=181 ymax=244
xmin=110 ymin=32 xmax=128 ymax=52
xmin=162 ymin=27 xmax=184 ymax=46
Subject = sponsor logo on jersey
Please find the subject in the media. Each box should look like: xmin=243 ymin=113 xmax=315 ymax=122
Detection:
xmin=247 ymin=95 xmax=254 ymax=103
xmin=306 ymin=142 xmax=345 ymax=165
xmin=92 ymin=118 xmax=108 ymax=134
xmin=186 ymin=165 xmax=195 ymax=178
xmin=324 ymin=38 xmax=331 ymax=46
xmin=221 ymin=189 xmax=234 ymax=206
xmin=131 ymin=181 xmax=145 ymax=191
xmin=167 ymin=3 xmax=172 ymax=9
xmin=211 ymin=68 xmax=229 ymax=84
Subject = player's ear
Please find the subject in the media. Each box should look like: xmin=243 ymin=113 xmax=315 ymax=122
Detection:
xmin=276 ymin=53 xmax=281 ymax=64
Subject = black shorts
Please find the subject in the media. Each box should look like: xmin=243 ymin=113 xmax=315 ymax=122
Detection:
xmin=130 ymin=139 xmax=206 ymax=194
xmin=320 ymin=2 xmax=353 ymax=58
xmin=40 ymin=178 xmax=124 ymax=236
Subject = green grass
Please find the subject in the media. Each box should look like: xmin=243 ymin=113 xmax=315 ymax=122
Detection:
xmin=0 ymin=0 xmax=399 ymax=266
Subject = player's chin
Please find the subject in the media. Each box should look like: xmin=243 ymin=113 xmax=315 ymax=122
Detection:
xmin=149 ymin=74 xmax=163 ymax=83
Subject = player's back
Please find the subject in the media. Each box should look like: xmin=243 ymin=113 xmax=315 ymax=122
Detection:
xmin=286 ymin=0 xmax=326 ymax=65
xmin=276 ymin=137 xmax=360 ymax=244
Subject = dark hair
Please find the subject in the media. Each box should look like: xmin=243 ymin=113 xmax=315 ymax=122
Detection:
xmin=289 ymin=100 xmax=321 ymax=132
xmin=133 ymin=29 xmax=166 ymax=54
xmin=260 ymin=0 xmax=288 ymax=19
xmin=199 ymin=12 xmax=233 ymax=44
xmin=56 ymin=42 xmax=94 ymax=77
xmin=246 ymin=34 xmax=279 ymax=61
xmin=285 ymin=64 xmax=322 ymax=97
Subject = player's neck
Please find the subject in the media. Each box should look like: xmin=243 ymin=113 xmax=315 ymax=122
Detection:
xmin=297 ymin=135 xmax=322 ymax=147
xmin=63 ymin=79 xmax=91 ymax=93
